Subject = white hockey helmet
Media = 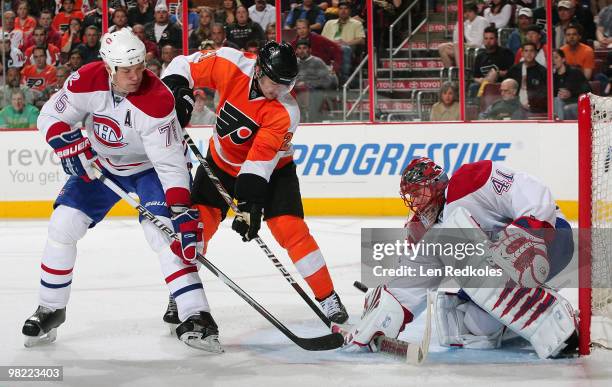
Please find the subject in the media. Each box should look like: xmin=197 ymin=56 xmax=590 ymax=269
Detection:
xmin=99 ymin=28 xmax=146 ymax=75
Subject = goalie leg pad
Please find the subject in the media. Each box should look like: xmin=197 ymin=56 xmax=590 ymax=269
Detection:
xmin=345 ymin=286 xmax=413 ymax=350
xmin=435 ymin=292 xmax=504 ymax=349
xmin=462 ymin=286 xmax=577 ymax=358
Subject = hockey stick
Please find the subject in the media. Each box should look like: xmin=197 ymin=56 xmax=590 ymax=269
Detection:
xmin=91 ymin=165 xmax=343 ymax=351
xmin=349 ymin=281 xmax=432 ymax=365
xmin=183 ymin=132 xmax=332 ymax=327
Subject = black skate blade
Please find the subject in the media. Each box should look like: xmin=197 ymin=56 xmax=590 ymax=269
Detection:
xmin=24 ymin=328 xmax=57 ymax=348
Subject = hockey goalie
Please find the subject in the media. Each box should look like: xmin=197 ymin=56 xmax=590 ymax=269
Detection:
xmin=343 ymin=157 xmax=579 ymax=359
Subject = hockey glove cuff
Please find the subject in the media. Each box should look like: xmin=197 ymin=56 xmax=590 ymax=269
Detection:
xmin=231 ymin=173 xmax=267 ymax=242
xmin=162 ymin=74 xmax=194 ymax=128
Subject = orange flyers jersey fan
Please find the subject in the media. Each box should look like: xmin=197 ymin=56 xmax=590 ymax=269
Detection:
xmin=21 ymin=64 xmax=58 ymax=92
xmin=163 ymin=47 xmax=300 ymax=181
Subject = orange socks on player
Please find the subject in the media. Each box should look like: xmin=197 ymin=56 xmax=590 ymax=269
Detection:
xmin=266 ymin=215 xmax=334 ymax=300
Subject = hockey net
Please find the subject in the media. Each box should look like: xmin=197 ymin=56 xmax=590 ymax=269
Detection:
xmin=578 ymin=93 xmax=612 ymax=355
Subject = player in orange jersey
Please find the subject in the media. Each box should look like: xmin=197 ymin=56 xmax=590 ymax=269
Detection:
xmin=161 ymin=41 xmax=348 ymax=328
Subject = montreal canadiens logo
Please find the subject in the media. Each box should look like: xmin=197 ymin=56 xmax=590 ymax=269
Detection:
xmin=93 ymin=114 xmax=128 ymax=148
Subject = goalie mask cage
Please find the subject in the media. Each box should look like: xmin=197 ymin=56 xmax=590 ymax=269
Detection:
xmin=578 ymin=93 xmax=612 ymax=355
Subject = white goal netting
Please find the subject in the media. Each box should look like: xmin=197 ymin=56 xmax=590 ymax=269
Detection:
xmin=587 ymin=94 xmax=612 ymax=349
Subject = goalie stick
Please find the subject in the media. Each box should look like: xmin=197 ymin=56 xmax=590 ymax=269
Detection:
xmin=183 ymin=132 xmax=332 ymax=327
xmin=347 ymin=281 xmax=432 ymax=365
xmin=91 ymin=165 xmax=343 ymax=351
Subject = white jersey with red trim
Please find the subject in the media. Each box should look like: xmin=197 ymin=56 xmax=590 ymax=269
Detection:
xmin=441 ymin=160 xmax=558 ymax=233
xmin=37 ymin=61 xmax=190 ymax=192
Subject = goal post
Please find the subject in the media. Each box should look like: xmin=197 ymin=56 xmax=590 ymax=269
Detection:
xmin=578 ymin=93 xmax=612 ymax=355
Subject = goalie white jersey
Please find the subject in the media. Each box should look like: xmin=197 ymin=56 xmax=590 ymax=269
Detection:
xmin=442 ymin=160 xmax=559 ymax=233
xmin=37 ymin=61 xmax=190 ymax=193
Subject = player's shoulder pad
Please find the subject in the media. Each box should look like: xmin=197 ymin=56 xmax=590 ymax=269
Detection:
xmin=66 ymin=61 xmax=110 ymax=93
xmin=446 ymin=160 xmax=492 ymax=204
xmin=127 ymin=69 xmax=174 ymax=119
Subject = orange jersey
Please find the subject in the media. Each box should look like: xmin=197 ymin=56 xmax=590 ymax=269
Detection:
xmin=52 ymin=11 xmax=85 ymax=33
xmin=21 ymin=64 xmax=58 ymax=92
xmin=164 ymin=48 xmax=300 ymax=180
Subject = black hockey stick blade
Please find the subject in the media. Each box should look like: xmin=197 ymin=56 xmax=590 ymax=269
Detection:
xmin=353 ymin=281 xmax=368 ymax=293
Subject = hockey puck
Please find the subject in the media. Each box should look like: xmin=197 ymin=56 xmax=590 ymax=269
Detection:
xmin=353 ymin=281 xmax=368 ymax=293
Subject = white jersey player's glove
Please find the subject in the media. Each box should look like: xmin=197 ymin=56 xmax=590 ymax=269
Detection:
xmin=166 ymin=188 xmax=204 ymax=265
xmin=490 ymin=220 xmax=550 ymax=287
xmin=46 ymin=123 xmax=98 ymax=182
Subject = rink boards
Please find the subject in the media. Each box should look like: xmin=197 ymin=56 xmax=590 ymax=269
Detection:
xmin=0 ymin=121 xmax=578 ymax=219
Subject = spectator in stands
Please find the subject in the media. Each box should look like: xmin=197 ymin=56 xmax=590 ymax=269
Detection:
xmin=294 ymin=39 xmax=338 ymax=122
xmin=145 ymin=2 xmax=182 ymax=48
xmin=21 ymin=46 xmax=58 ymax=92
xmin=483 ymin=0 xmax=512 ymax=29
xmin=61 ymin=18 xmax=83 ymax=55
xmin=146 ymin=58 xmax=163 ymax=77
xmin=246 ymin=40 xmax=260 ymax=55
xmin=553 ymin=48 xmax=590 ymax=119
xmin=216 ymin=0 xmax=237 ymax=25
xmin=284 ymin=0 xmax=326 ymax=34
xmin=109 ymin=8 xmax=130 ymax=32
xmin=133 ymin=24 xmax=160 ymax=61
xmin=507 ymin=7 xmax=533 ymax=55
xmin=291 ymin=19 xmax=343 ymax=77
xmin=0 ymin=67 xmax=36 ymax=107
xmin=470 ymin=26 xmax=515 ymax=98
xmin=321 ymin=1 xmax=365 ymax=83
xmin=66 ymin=49 xmax=83 ymax=72
xmin=507 ymin=42 xmax=547 ymax=113
xmin=438 ymin=2 xmax=488 ymax=68
xmin=226 ymin=5 xmax=265 ymax=50
xmin=551 ymin=0 xmax=596 ymax=48
xmin=265 ymin=22 xmax=276 ymax=41
xmin=77 ymin=25 xmax=102 ymax=64
xmin=53 ymin=0 xmax=85 ymax=33
xmin=0 ymin=32 xmax=26 ymax=72
xmin=3 ymin=11 xmax=24 ymax=51
xmin=14 ymin=1 xmax=37 ymax=38
xmin=37 ymin=65 xmax=70 ymax=109
xmin=24 ymin=27 xmax=61 ymax=66
xmin=160 ymin=44 xmax=177 ymax=73
xmin=82 ymin=0 xmax=113 ymax=31
xmin=37 ymin=9 xmax=62 ymax=49
xmin=514 ymin=24 xmax=547 ymax=67
xmin=0 ymin=89 xmax=39 ymax=128
xmin=594 ymin=5 xmax=612 ymax=49
xmin=249 ymin=0 xmax=276 ymax=32
xmin=128 ymin=0 xmax=155 ymax=26
xmin=561 ymin=23 xmax=594 ymax=80
xmin=479 ymin=78 xmax=528 ymax=120
xmin=189 ymin=6 xmax=214 ymax=50
xmin=191 ymin=89 xmax=217 ymax=125
xmin=170 ymin=1 xmax=200 ymax=36
xmin=429 ymin=81 xmax=460 ymax=121
xmin=591 ymin=0 xmax=608 ymax=15
xmin=209 ymin=22 xmax=239 ymax=49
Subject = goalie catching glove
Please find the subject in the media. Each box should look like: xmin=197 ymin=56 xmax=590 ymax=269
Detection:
xmin=490 ymin=218 xmax=551 ymax=288
xmin=232 ymin=173 xmax=267 ymax=242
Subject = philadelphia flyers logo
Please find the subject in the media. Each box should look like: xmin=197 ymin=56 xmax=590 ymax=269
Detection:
xmin=26 ymin=77 xmax=45 ymax=88
xmin=215 ymin=101 xmax=259 ymax=145
xmin=92 ymin=114 xmax=128 ymax=148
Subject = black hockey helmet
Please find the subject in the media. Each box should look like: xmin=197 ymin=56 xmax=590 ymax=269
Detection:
xmin=257 ymin=41 xmax=298 ymax=86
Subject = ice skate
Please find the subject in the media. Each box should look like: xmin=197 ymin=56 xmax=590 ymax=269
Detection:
xmin=318 ymin=291 xmax=349 ymax=324
xmin=22 ymin=306 xmax=66 ymax=348
xmin=176 ymin=311 xmax=223 ymax=353
xmin=163 ymin=294 xmax=180 ymax=335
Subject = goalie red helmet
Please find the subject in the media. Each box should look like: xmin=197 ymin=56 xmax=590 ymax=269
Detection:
xmin=400 ymin=157 xmax=449 ymax=221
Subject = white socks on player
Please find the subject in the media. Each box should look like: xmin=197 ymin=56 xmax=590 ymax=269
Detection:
xmin=39 ymin=206 xmax=91 ymax=310
xmin=141 ymin=219 xmax=210 ymax=321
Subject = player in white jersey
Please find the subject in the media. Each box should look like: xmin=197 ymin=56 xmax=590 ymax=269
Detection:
xmin=343 ymin=157 xmax=579 ymax=359
xmin=21 ymin=28 xmax=222 ymax=353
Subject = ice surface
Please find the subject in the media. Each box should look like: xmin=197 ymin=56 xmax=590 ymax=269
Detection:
xmin=1 ymin=217 xmax=611 ymax=387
